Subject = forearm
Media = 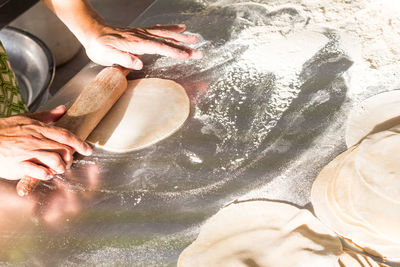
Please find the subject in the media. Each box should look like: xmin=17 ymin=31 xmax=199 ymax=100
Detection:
xmin=41 ymin=0 xmax=105 ymax=45
xmin=41 ymin=0 xmax=203 ymax=69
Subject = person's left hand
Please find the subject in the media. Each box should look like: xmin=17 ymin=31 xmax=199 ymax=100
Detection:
xmin=81 ymin=24 xmax=203 ymax=70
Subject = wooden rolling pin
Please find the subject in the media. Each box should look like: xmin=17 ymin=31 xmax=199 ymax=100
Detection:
xmin=16 ymin=65 xmax=130 ymax=197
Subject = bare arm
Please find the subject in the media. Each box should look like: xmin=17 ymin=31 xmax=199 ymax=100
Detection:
xmin=41 ymin=0 xmax=203 ymax=69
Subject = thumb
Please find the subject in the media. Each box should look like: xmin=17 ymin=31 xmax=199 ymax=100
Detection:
xmin=103 ymin=48 xmax=143 ymax=70
xmin=27 ymin=105 xmax=67 ymax=124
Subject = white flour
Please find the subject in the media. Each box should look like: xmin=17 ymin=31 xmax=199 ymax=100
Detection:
xmin=140 ymin=0 xmax=400 ymax=201
xmin=190 ymin=0 xmax=400 ymax=205
xmin=66 ymin=1 xmax=400 ymax=266
xmin=194 ymin=29 xmax=329 ymax=149
xmin=200 ymin=0 xmax=400 ymax=96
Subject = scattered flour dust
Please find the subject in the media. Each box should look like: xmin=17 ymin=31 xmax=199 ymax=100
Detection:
xmin=204 ymin=0 xmax=400 ymax=97
xmin=238 ymin=29 xmax=328 ymax=142
xmin=303 ymin=0 xmax=400 ymax=98
xmin=58 ymin=1 xmax=400 ymax=266
xmin=73 ymin=159 xmax=96 ymax=165
xmin=193 ymin=0 xmax=399 ymax=152
xmin=194 ymin=27 xmax=330 ymax=148
xmin=215 ymin=0 xmax=400 ymax=205
xmin=138 ymin=0 xmax=400 ymax=201
xmin=173 ymin=0 xmax=400 ymax=200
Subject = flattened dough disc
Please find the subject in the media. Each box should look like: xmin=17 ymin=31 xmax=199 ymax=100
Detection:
xmin=345 ymin=90 xmax=400 ymax=148
xmin=312 ymin=147 xmax=400 ymax=262
xmin=87 ymin=78 xmax=190 ymax=152
xmin=178 ymin=200 xmax=343 ymax=267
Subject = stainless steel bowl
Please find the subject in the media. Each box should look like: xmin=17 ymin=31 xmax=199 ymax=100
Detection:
xmin=0 ymin=26 xmax=55 ymax=111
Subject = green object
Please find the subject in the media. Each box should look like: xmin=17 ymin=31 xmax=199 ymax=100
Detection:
xmin=0 ymin=41 xmax=28 ymax=116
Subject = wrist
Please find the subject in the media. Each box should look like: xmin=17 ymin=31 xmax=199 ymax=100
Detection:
xmin=42 ymin=0 xmax=108 ymax=48
xmin=71 ymin=14 xmax=107 ymax=47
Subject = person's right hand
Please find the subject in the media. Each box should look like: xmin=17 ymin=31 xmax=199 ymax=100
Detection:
xmin=82 ymin=24 xmax=203 ymax=70
xmin=0 ymin=105 xmax=92 ymax=181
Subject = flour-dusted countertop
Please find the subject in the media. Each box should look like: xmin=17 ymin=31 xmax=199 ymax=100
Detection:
xmin=1 ymin=0 xmax=400 ymax=266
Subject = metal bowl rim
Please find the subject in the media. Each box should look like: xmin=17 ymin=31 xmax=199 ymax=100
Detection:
xmin=3 ymin=26 xmax=56 ymax=110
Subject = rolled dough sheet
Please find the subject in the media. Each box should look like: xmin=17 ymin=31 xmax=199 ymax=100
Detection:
xmin=178 ymin=200 xmax=343 ymax=267
xmin=87 ymin=78 xmax=190 ymax=152
xmin=345 ymin=90 xmax=400 ymax=148
xmin=312 ymin=146 xmax=400 ymax=262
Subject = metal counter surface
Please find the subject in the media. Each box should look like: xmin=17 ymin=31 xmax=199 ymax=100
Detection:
xmin=0 ymin=0 xmax=397 ymax=266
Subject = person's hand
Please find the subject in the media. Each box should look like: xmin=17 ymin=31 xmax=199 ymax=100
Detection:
xmin=0 ymin=105 xmax=92 ymax=181
xmin=41 ymin=0 xmax=203 ymax=69
xmin=81 ymin=24 xmax=204 ymax=70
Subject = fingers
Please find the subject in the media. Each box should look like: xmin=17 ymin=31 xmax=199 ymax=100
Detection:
xmin=144 ymin=24 xmax=199 ymax=44
xmin=23 ymin=136 xmax=75 ymax=169
xmin=121 ymin=30 xmax=203 ymax=59
xmin=26 ymin=105 xmax=67 ymax=124
xmin=140 ymin=24 xmax=203 ymax=57
xmin=188 ymin=49 xmax=204 ymax=59
xmin=16 ymin=136 xmax=78 ymax=180
xmin=30 ymin=150 xmax=66 ymax=174
xmin=41 ymin=144 xmax=74 ymax=169
xmin=141 ymin=40 xmax=203 ymax=59
xmin=85 ymin=24 xmax=203 ymax=68
xmin=147 ymin=24 xmax=187 ymax=33
xmin=105 ymin=47 xmax=143 ymax=70
xmin=55 ymin=146 xmax=74 ymax=169
xmin=34 ymin=125 xmax=92 ymax=156
xmin=18 ymin=161 xmax=53 ymax=180
xmin=146 ymin=29 xmax=199 ymax=44
xmin=124 ymin=38 xmax=192 ymax=60
xmin=0 ymin=114 xmax=93 ymax=183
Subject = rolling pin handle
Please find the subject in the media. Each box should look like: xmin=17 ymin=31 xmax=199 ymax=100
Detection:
xmin=16 ymin=176 xmax=41 ymax=197
xmin=112 ymin=64 xmax=130 ymax=76
xmin=16 ymin=65 xmax=130 ymax=197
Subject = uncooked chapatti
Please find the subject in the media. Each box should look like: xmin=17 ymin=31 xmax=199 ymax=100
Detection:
xmin=312 ymin=133 xmax=400 ymax=262
xmin=345 ymin=90 xmax=400 ymax=148
xmin=178 ymin=200 xmax=343 ymax=267
xmin=87 ymin=78 xmax=190 ymax=152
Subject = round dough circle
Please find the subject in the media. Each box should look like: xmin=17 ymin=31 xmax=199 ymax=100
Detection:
xmin=345 ymin=90 xmax=400 ymax=148
xmin=178 ymin=200 xmax=343 ymax=267
xmin=311 ymin=146 xmax=400 ymax=262
xmin=355 ymin=130 xmax=400 ymax=203
xmin=87 ymin=78 xmax=190 ymax=152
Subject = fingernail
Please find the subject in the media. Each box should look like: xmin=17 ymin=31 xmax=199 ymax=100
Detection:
xmin=47 ymin=174 xmax=54 ymax=180
xmin=84 ymin=145 xmax=93 ymax=156
xmin=134 ymin=60 xmax=143 ymax=70
xmin=54 ymin=105 xmax=65 ymax=111
xmin=178 ymin=24 xmax=186 ymax=27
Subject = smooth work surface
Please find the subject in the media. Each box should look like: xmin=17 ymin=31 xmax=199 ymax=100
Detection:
xmin=1 ymin=0 xmax=398 ymax=266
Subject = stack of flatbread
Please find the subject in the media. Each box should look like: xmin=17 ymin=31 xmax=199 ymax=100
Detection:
xmin=312 ymin=126 xmax=400 ymax=263
xmin=178 ymin=200 xmax=388 ymax=267
xmin=179 ymin=91 xmax=400 ymax=266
